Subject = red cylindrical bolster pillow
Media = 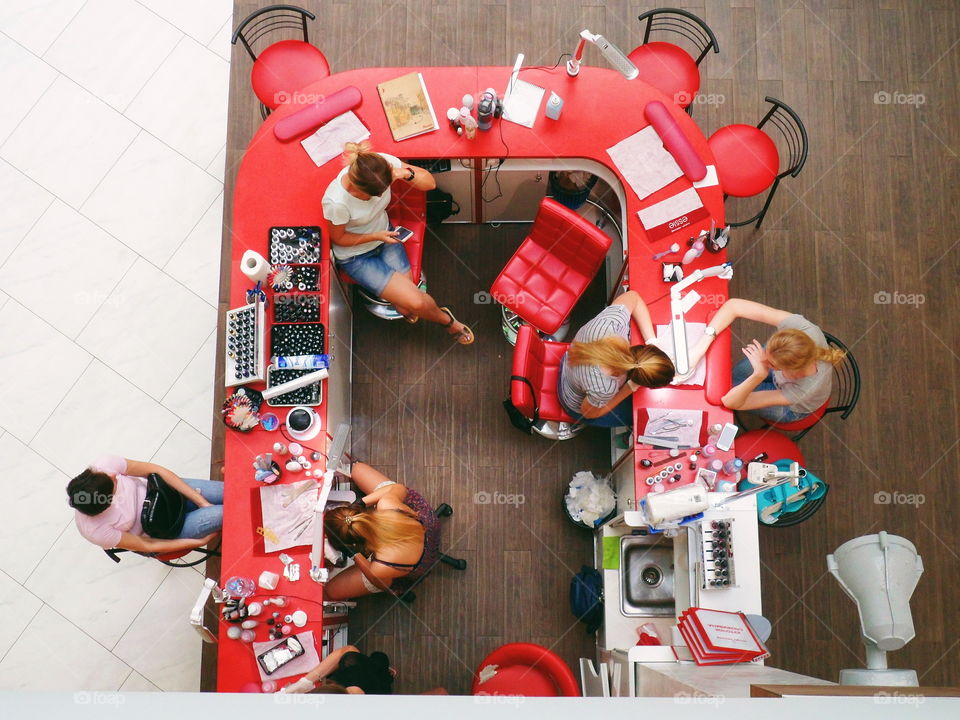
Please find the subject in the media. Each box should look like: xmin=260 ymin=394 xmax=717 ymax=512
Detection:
xmin=274 ymin=86 xmax=363 ymax=142
xmin=644 ymin=100 xmax=707 ymax=182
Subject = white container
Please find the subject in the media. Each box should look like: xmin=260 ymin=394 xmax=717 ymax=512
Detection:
xmin=545 ymin=91 xmax=563 ymax=120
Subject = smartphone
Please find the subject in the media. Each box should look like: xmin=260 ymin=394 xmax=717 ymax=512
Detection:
xmin=393 ymin=226 xmax=413 ymax=243
xmin=715 ymin=422 xmax=738 ymax=452
xmin=257 ymin=635 xmax=305 ymax=675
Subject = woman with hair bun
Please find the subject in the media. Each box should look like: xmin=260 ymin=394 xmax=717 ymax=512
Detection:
xmin=683 ymin=298 xmax=846 ymax=422
xmin=321 ymin=141 xmax=473 ymax=344
xmin=559 ymin=291 xmax=675 ymax=427
xmin=322 ymin=462 xmax=440 ymax=600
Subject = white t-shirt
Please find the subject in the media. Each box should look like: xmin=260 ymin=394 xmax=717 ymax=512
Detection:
xmin=321 ymin=153 xmax=402 ymax=260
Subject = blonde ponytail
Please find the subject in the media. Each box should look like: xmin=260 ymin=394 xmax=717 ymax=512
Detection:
xmin=342 ymin=140 xmax=373 ymax=165
xmin=768 ymin=329 xmax=847 ymax=370
xmin=816 ymin=346 xmax=847 ymax=366
xmin=324 ymin=505 xmax=423 ymax=555
xmin=568 ymin=336 xmax=675 ymax=388
xmin=341 ymin=141 xmax=392 ymax=197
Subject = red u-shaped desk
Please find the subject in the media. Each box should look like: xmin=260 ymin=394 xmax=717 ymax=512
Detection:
xmin=220 ymin=65 xmax=732 ymax=690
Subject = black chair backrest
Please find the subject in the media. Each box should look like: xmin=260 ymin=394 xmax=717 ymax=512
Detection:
xmin=231 ymin=4 xmax=315 ymax=62
xmin=822 ymin=332 xmax=860 ymax=419
xmin=637 ymin=7 xmax=719 ymax=65
xmin=756 ymin=96 xmax=809 ymax=179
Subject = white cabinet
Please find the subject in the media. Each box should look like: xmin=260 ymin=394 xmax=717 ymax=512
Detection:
xmin=579 ymin=658 xmax=610 ymax=697
xmin=612 ymin=447 xmax=636 ymax=513
xmin=480 ymin=159 xmax=548 ymax=222
xmin=325 ymin=272 xmax=352 ymax=456
xmin=430 ymin=159 xmax=475 ymax=223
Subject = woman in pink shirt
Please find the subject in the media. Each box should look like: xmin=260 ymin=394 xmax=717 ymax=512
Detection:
xmin=67 ymin=455 xmax=221 ymax=554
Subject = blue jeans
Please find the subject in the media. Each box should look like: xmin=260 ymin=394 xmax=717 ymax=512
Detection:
xmin=176 ymin=479 xmax=224 ymax=539
xmin=336 ymin=238 xmax=411 ymax=297
xmin=732 ymin=358 xmax=806 ymax=424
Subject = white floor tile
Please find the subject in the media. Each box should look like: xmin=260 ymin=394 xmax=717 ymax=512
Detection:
xmin=124 ymin=36 xmax=229 ymax=168
xmin=43 ymin=0 xmax=181 ymax=112
xmin=0 ymin=32 xmax=58 ymax=144
xmin=113 ymin=568 xmax=204 ymax=691
xmin=164 ymin=192 xmax=223 ymax=308
xmin=0 ymin=158 xmax=54 ymax=267
xmin=0 ymin=435 xmax=74 ymax=584
xmin=0 ymin=301 xmax=91 ymax=444
xmin=0 ymin=569 xmax=43 ymax=658
xmin=0 ymin=200 xmax=137 ymax=338
xmin=77 ymin=259 xmax=216 ymax=399
xmin=151 ymin=421 xmax=212 ymax=481
xmin=0 ymin=75 xmax=139 ymax=207
xmin=0 ymin=0 xmax=86 ymax=56
xmin=31 ymin=360 xmax=178 ymax=476
xmin=136 ymin=0 xmax=232 ymax=46
xmin=205 ymin=143 xmax=227 ymax=183
xmin=81 ymin=131 xmax=222 ymax=266
xmin=161 ymin=331 xmax=217 ymax=439
xmin=25 ymin=522 xmax=170 ymax=649
xmin=119 ymin=670 xmax=161 ymax=692
xmin=0 ymin=605 xmax=132 ymax=690
xmin=206 ymin=15 xmax=234 ymax=62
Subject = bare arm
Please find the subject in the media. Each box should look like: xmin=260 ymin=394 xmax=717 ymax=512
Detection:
xmin=685 ymin=299 xmax=794 ymax=373
xmin=125 ymin=459 xmax=208 ymax=508
xmin=116 ymin=531 xmax=217 ymax=554
xmin=351 ymin=462 xmax=407 ymax=505
xmin=579 ymin=383 xmax=634 ymax=419
xmin=327 ymin=222 xmax=400 ymax=248
xmin=612 ymin=291 xmax=656 ymax=342
xmin=303 ymin=645 xmax=360 ymax=684
xmin=721 ymin=340 xmax=791 ymax=410
xmin=392 ymin=162 xmax=436 ymax=191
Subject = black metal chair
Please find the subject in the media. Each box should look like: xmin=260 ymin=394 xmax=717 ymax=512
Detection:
xmin=708 ymin=96 xmax=809 ymax=229
xmin=629 ymin=8 xmax=719 ymax=114
xmin=764 ymin=332 xmax=861 ymax=441
xmin=103 ymin=542 xmax=220 ymax=568
xmin=231 ymin=5 xmax=329 ymax=119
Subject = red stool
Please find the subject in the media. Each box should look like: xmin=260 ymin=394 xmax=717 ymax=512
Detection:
xmin=232 ymin=6 xmax=330 ymax=118
xmin=103 ymin=544 xmax=219 ymax=568
xmin=509 ymin=324 xmax=580 ymax=439
xmin=708 ymin=96 xmax=808 ymax=228
xmin=472 ymin=642 xmax=580 ymax=697
xmin=629 ymin=8 xmax=719 ymax=112
xmin=735 ymin=429 xmax=806 ymax=467
xmin=490 ymin=198 xmax=612 ymax=337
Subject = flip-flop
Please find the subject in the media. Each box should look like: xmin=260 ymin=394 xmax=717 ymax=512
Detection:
xmin=402 ymin=313 xmax=419 ymax=324
xmin=440 ymin=307 xmax=474 ymax=345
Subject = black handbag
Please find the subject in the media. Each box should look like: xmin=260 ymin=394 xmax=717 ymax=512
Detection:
xmin=425 ymin=188 xmax=460 ymax=225
xmin=141 ymin=473 xmax=186 ymax=540
xmin=502 ymin=375 xmax=539 ymax=434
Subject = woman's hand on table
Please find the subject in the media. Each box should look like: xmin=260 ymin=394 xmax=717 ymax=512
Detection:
xmin=742 ymin=339 xmax=769 ymax=377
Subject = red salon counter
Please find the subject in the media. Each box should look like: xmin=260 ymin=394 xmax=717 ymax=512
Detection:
xmin=220 ymin=64 xmax=729 ymax=690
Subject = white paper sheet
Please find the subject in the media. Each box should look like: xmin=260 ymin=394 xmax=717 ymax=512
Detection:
xmin=644 ymin=407 xmax=703 ymax=448
xmin=637 ymin=187 xmax=704 ymax=229
xmin=606 ymin=126 xmax=684 ymax=200
xmin=502 ymin=79 xmax=545 ymax=128
xmin=259 ymin=479 xmax=317 ymax=553
xmin=692 ymin=164 xmax=719 ymax=188
xmin=654 ymin=322 xmax=707 ymax=387
xmin=300 ymin=111 xmax=370 ymax=167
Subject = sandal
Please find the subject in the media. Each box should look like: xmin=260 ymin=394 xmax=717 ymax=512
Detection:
xmin=440 ymin=307 xmax=474 ymax=345
xmin=402 ymin=313 xmax=419 ymax=324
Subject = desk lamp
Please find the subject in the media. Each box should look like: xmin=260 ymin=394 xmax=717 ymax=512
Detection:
xmin=826 ymin=531 xmax=924 ymax=686
xmin=567 ymin=30 xmax=638 ymax=79
xmin=669 ymin=262 xmax=733 ymax=375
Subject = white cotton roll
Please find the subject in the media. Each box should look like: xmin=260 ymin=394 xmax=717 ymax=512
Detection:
xmin=241 ymin=250 xmax=271 ymax=283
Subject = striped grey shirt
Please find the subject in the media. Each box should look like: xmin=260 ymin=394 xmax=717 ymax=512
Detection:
xmin=559 ymin=304 xmax=631 ymax=412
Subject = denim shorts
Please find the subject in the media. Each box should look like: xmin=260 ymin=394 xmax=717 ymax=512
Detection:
xmin=336 ymin=242 xmax=411 ymax=297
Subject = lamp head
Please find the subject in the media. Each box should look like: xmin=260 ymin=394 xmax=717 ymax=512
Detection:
xmin=567 ymin=29 xmax=638 ymax=79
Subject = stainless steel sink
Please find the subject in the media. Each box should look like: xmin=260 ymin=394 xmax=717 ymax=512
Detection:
xmin=620 ymin=533 xmax=676 ymax=617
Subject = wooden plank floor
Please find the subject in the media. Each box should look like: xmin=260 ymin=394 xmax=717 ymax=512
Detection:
xmin=215 ymin=0 xmax=960 ymax=692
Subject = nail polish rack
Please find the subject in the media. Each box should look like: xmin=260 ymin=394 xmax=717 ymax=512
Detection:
xmin=269 ymin=226 xmax=322 ymax=265
xmin=273 ymin=293 xmax=321 ymax=323
xmin=225 ymin=298 xmax=267 ymax=386
xmin=699 ymin=518 xmax=737 ymax=589
xmin=266 ymin=367 xmax=324 ymax=407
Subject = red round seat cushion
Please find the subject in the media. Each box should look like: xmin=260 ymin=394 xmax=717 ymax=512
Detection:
xmin=735 ymin=429 xmax=806 ymax=466
xmin=628 ymin=42 xmax=701 ymax=107
xmin=708 ymin=124 xmax=780 ymax=197
xmin=251 ymin=40 xmax=330 ymax=109
xmin=474 ymin=664 xmax=561 ymax=697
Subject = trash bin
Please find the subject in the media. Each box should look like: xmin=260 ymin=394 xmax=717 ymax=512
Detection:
xmin=548 ymin=171 xmax=598 ymax=210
